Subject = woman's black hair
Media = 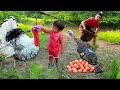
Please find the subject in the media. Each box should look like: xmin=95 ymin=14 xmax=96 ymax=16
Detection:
xmin=96 ymin=12 xmax=103 ymax=19
xmin=53 ymin=20 xmax=65 ymax=31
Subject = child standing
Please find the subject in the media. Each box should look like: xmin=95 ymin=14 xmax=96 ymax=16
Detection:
xmin=39 ymin=20 xmax=65 ymax=68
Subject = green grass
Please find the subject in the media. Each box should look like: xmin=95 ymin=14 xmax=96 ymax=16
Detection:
xmin=29 ymin=63 xmax=42 ymax=79
xmin=92 ymin=44 xmax=99 ymax=51
xmin=0 ymin=55 xmax=3 ymax=61
xmin=103 ymin=58 xmax=120 ymax=79
xmin=97 ymin=30 xmax=120 ymax=43
xmin=0 ymin=61 xmax=64 ymax=79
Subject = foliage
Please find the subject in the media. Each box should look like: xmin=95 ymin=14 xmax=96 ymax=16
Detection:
xmin=1 ymin=11 xmax=120 ymax=28
xmin=0 ymin=61 xmax=67 ymax=79
xmin=29 ymin=63 xmax=42 ymax=79
xmin=0 ymin=11 xmax=26 ymax=24
xmin=20 ymin=18 xmax=46 ymax=25
xmin=97 ymin=30 xmax=120 ymax=43
xmin=40 ymin=11 xmax=120 ymax=28
xmin=39 ymin=34 xmax=48 ymax=48
xmin=0 ymin=55 xmax=3 ymax=61
xmin=92 ymin=44 xmax=99 ymax=52
xmin=39 ymin=68 xmax=59 ymax=79
xmin=18 ymin=23 xmax=33 ymax=38
xmin=103 ymin=58 xmax=120 ymax=79
xmin=0 ymin=11 xmax=120 ymax=79
xmin=0 ymin=67 xmax=17 ymax=79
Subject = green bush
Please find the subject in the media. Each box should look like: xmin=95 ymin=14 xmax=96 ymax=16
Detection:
xmin=98 ymin=30 xmax=120 ymax=43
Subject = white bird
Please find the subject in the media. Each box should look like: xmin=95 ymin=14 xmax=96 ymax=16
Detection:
xmin=0 ymin=16 xmax=39 ymax=61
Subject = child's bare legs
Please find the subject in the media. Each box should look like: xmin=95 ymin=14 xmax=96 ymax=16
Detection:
xmin=49 ymin=56 xmax=53 ymax=63
xmin=48 ymin=56 xmax=54 ymax=68
xmin=48 ymin=50 xmax=60 ymax=68
xmin=55 ymin=58 xmax=59 ymax=63
xmin=92 ymin=35 xmax=96 ymax=46
xmin=55 ymin=58 xmax=60 ymax=68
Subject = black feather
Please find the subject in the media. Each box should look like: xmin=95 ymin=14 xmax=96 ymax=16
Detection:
xmin=6 ymin=28 xmax=24 ymax=42
xmin=74 ymin=38 xmax=98 ymax=65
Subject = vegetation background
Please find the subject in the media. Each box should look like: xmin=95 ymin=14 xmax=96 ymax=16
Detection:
xmin=0 ymin=11 xmax=120 ymax=79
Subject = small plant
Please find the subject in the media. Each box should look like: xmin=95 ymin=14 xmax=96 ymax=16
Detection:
xmin=0 ymin=67 xmax=4 ymax=79
xmin=3 ymin=68 xmax=17 ymax=79
xmin=42 ymin=68 xmax=59 ymax=79
xmin=29 ymin=63 xmax=42 ymax=79
xmin=92 ymin=44 xmax=99 ymax=52
xmin=0 ymin=55 xmax=4 ymax=62
xmin=103 ymin=58 xmax=120 ymax=79
xmin=17 ymin=73 xmax=27 ymax=79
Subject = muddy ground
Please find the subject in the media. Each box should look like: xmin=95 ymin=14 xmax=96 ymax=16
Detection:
xmin=2 ymin=34 xmax=120 ymax=79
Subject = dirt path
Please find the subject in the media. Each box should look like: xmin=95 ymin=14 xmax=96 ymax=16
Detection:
xmin=3 ymin=34 xmax=120 ymax=79
xmin=96 ymin=40 xmax=120 ymax=63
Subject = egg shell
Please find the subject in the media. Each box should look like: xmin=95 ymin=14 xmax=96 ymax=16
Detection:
xmin=89 ymin=68 xmax=94 ymax=73
xmin=85 ymin=66 xmax=90 ymax=70
xmin=78 ymin=69 xmax=82 ymax=73
xmin=73 ymin=69 xmax=78 ymax=73
xmin=83 ymin=69 xmax=87 ymax=73
xmin=80 ymin=66 xmax=84 ymax=70
xmin=68 ymin=68 xmax=73 ymax=72
xmin=66 ymin=65 xmax=71 ymax=69
xmin=69 ymin=62 xmax=73 ymax=65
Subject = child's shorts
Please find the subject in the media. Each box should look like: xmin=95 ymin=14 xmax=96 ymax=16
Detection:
xmin=48 ymin=50 xmax=59 ymax=58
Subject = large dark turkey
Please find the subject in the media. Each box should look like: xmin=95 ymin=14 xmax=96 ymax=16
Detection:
xmin=67 ymin=30 xmax=98 ymax=65
xmin=74 ymin=38 xmax=98 ymax=65
xmin=67 ymin=30 xmax=103 ymax=73
xmin=0 ymin=16 xmax=39 ymax=60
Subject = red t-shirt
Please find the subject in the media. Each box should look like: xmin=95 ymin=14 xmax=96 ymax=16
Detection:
xmin=47 ymin=30 xmax=62 ymax=52
xmin=84 ymin=17 xmax=100 ymax=28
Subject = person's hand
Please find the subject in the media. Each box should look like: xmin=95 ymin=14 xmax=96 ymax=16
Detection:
xmin=94 ymin=31 xmax=98 ymax=37
xmin=60 ymin=50 xmax=64 ymax=55
xmin=83 ymin=27 xmax=86 ymax=30
xmin=79 ymin=27 xmax=82 ymax=31
xmin=37 ymin=25 xmax=43 ymax=30
xmin=94 ymin=34 xmax=97 ymax=37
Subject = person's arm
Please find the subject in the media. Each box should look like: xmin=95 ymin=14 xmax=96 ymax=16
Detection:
xmin=95 ymin=21 xmax=100 ymax=36
xmin=38 ymin=26 xmax=50 ymax=33
xmin=80 ymin=20 xmax=86 ymax=30
xmin=60 ymin=34 xmax=64 ymax=55
xmin=95 ymin=28 xmax=100 ymax=36
xmin=92 ymin=28 xmax=100 ymax=46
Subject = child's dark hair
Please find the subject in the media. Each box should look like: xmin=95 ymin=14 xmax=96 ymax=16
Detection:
xmin=96 ymin=12 xmax=103 ymax=19
xmin=53 ymin=20 xmax=65 ymax=31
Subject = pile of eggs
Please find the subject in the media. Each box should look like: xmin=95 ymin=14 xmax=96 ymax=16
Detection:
xmin=66 ymin=59 xmax=95 ymax=73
